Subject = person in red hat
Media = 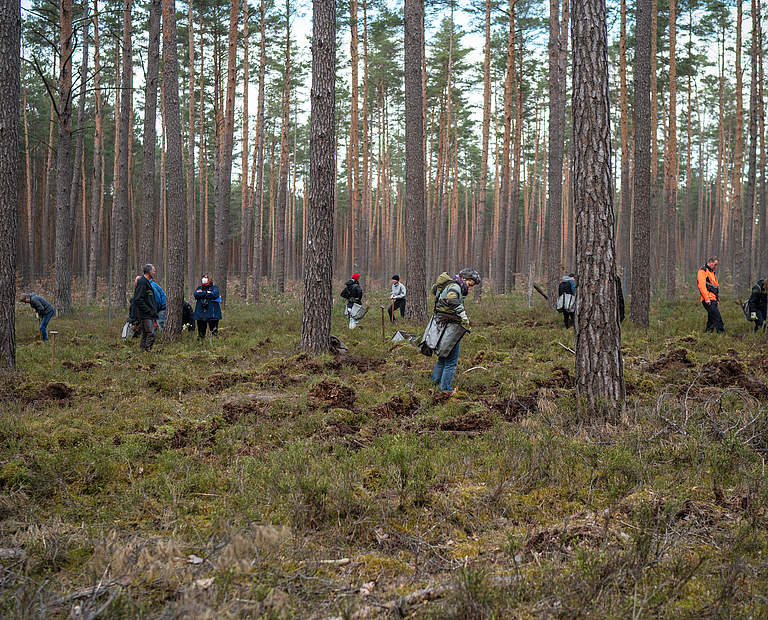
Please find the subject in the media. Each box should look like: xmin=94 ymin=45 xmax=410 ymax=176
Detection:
xmin=341 ymin=273 xmax=364 ymax=329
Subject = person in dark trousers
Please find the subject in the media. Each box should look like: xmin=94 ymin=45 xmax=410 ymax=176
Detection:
xmin=133 ymin=264 xmax=159 ymax=351
xmin=747 ymin=278 xmax=768 ymax=332
xmin=388 ymin=275 xmax=407 ymax=321
xmin=340 ymin=273 xmax=363 ymax=329
xmin=193 ymin=274 xmax=222 ymax=338
xmin=616 ymin=275 xmax=625 ymax=324
xmin=19 ymin=293 xmax=55 ymax=341
xmin=430 ymin=268 xmax=479 ymax=394
xmin=697 ymin=257 xmax=725 ymax=333
xmin=557 ymin=274 xmax=576 ymax=329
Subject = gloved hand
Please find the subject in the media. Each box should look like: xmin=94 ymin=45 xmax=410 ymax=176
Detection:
xmin=462 ymin=318 xmax=471 ymax=332
xmin=751 ymin=312 xmax=758 ymax=321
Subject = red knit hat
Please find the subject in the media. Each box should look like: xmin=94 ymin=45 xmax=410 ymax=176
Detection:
xmin=352 ymin=273 xmax=360 ymax=280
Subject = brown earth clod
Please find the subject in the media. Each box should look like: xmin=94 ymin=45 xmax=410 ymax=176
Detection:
xmin=534 ymin=366 xmax=574 ymax=390
xmin=309 ymin=380 xmax=357 ymax=409
xmin=62 ymin=360 xmax=96 ymax=372
xmin=37 ymin=382 xmax=74 ymax=401
xmin=438 ymin=411 xmax=493 ymax=432
xmin=646 ymin=348 xmax=694 ymax=373
xmin=369 ymin=394 xmax=421 ymax=418
xmin=222 ymin=397 xmax=267 ymax=423
xmin=700 ymin=358 xmax=768 ymax=398
xmin=326 ymin=354 xmax=385 ymax=373
xmin=207 ymin=370 xmax=255 ymax=393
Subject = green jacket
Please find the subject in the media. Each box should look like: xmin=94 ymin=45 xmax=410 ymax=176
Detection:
xmin=431 ymin=272 xmax=469 ymax=324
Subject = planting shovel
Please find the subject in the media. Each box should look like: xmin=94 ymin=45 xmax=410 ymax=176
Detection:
xmin=49 ymin=331 xmax=59 ymax=372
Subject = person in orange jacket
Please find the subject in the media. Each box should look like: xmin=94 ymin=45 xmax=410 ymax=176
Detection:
xmin=697 ymin=257 xmax=724 ymax=333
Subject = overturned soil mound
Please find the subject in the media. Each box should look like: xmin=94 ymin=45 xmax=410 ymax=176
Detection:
xmin=534 ymin=366 xmax=574 ymax=390
xmin=207 ymin=370 xmax=255 ymax=392
xmin=646 ymin=348 xmax=694 ymax=373
xmin=438 ymin=411 xmax=492 ymax=432
xmin=700 ymin=358 xmax=768 ymax=398
xmin=309 ymin=380 xmax=357 ymax=409
xmin=62 ymin=360 xmax=96 ymax=372
xmin=37 ymin=382 xmax=73 ymax=401
xmin=326 ymin=354 xmax=385 ymax=373
xmin=222 ymin=395 xmax=267 ymax=423
xmin=369 ymin=394 xmax=420 ymax=418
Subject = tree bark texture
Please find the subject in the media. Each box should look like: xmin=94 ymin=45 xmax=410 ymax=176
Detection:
xmin=0 ymin=0 xmax=19 ymax=368
xmin=186 ymin=0 xmax=196 ymax=290
xmin=161 ymin=0 xmax=186 ymax=336
xmin=571 ymin=0 xmax=625 ymax=414
xmin=664 ymin=0 xmax=678 ymax=301
xmin=618 ymin=0 xmax=631 ymax=288
xmin=275 ymin=0 xmax=290 ymax=294
xmin=745 ymin=0 xmax=758 ymax=290
xmin=54 ymin=0 xmax=74 ymax=314
xmin=474 ymin=0 xmax=491 ymax=301
xmin=141 ymin=0 xmax=161 ymax=266
xmin=404 ymin=0 xmax=427 ymax=321
xmin=301 ymin=0 xmax=335 ymax=354
xmin=88 ymin=0 xmax=103 ymax=300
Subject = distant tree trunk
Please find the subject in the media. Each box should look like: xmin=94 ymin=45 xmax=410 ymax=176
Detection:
xmin=650 ymin=0 xmax=658 ymax=287
xmin=746 ymin=0 xmax=758 ymax=287
xmin=214 ymin=0 xmax=239 ymax=305
xmin=0 ymin=0 xmax=19 ymax=368
xmin=141 ymin=0 xmax=161 ymax=265
xmin=161 ymin=0 xmax=186 ymax=336
xmin=758 ymin=0 xmax=767 ymax=275
xmin=239 ymin=1 xmax=250 ymax=290
xmin=22 ymin=79 xmax=33 ymax=283
xmin=54 ymin=0 xmax=74 ymax=314
xmin=186 ymin=0 xmax=196 ymax=290
xmin=301 ymin=0 xmax=335 ymax=353
xmin=113 ymin=0 xmax=132 ymax=308
xmin=88 ymin=0 xmax=103 ymax=300
xmin=474 ymin=0 xmax=491 ymax=300
xmin=547 ymin=0 xmax=565 ymax=304
xmin=350 ymin=0 xmax=361 ymax=278
xmin=404 ymin=0 xmax=426 ymax=321
xmin=508 ymin=20 xmax=523 ymax=290
xmin=733 ymin=1 xmax=745 ymax=294
xmin=664 ymin=0 xmax=678 ymax=301
xmin=572 ymin=0 xmax=625 ymax=414
xmin=618 ymin=0 xmax=631 ymax=287
xmin=275 ymin=0 xmax=291 ymax=293
xmin=631 ymin=0 xmax=651 ymax=326
xmin=497 ymin=0 xmax=514 ymax=293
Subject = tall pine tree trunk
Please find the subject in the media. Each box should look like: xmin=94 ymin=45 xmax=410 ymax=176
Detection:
xmin=572 ymin=0 xmax=625 ymax=414
xmin=88 ymin=0 xmax=103 ymax=300
xmin=746 ymin=0 xmax=758 ymax=287
xmin=240 ymin=1 xmax=250 ymax=289
xmin=161 ymin=0 xmax=186 ymax=336
xmin=54 ymin=0 xmax=74 ymax=314
xmin=141 ymin=0 xmax=161 ymax=264
xmin=497 ymin=0 xmax=514 ymax=293
xmin=404 ymin=0 xmax=426 ymax=320
xmin=664 ymin=0 xmax=678 ymax=300
xmin=275 ymin=0 xmax=291 ymax=293
xmin=474 ymin=0 xmax=491 ymax=300
xmin=618 ymin=0 xmax=631 ymax=288
xmin=186 ymin=1 xmax=196 ymax=290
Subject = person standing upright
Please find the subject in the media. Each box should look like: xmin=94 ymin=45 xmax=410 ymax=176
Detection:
xmin=193 ymin=274 xmax=222 ymax=339
xmin=697 ymin=257 xmax=724 ymax=333
xmin=388 ymin=275 xmax=407 ymax=322
xmin=19 ymin=293 xmax=55 ymax=341
xmin=340 ymin=273 xmax=364 ymax=329
xmin=133 ymin=264 xmax=159 ymax=351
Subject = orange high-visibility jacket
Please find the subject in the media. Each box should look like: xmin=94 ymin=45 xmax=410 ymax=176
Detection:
xmin=697 ymin=265 xmax=720 ymax=303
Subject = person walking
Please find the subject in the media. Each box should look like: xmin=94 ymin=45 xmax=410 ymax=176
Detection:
xmin=430 ymin=268 xmax=479 ymax=394
xmin=747 ymin=278 xmax=768 ymax=332
xmin=341 ymin=273 xmax=364 ymax=329
xmin=132 ymin=264 xmax=159 ymax=351
xmin=19 ymin=293 xmax=55 ymax=341
xmin=697 ymin=257 xmax=725 ymax=333
xmin=150 ymin=278 xmax=167 ymax=330
xmin=193 ymin=274 xmax=222 ymax=339
xmin=388 ymin=275 xmax=407 ymax=322
xmin=557 ymin=273 xmax=577 ymax=329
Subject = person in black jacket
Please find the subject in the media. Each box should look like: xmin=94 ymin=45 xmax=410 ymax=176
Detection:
xmin=19 ymin=293 xmax=55 ymax=341
xmin=340 ymin=273 xmax=364 ymax=329
xmin=132 ymin=264 xmax=159 ymax=351
xmin=748 ymin=279 xmax=768 ymax=332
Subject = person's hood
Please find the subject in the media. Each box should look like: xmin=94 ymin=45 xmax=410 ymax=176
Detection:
xmin=434 ymin=272 xmax=453 ymax=289
xmin=561 ymin=275 xmax=571 ymax=282
xmin=345 ymin=279 xmax=356 ymax=286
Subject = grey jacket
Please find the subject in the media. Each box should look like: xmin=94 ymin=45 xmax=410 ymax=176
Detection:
xmin=29 ymin=294 xmax=53 ymax=317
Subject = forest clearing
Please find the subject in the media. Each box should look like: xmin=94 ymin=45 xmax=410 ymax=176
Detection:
xmin=2 ymin=288 xmax=768 ymax=617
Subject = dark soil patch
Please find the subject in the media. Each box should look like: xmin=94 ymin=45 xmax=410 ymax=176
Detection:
xmin=700 ymin=358 xmax=768 ymax=398
xmin=320 ymin=420 xmax=361 ymax=438
xmin=37 ymin=382 xmax=73 ymax=401
xmin=207 ymin=370 xmax=255 ymax=392
xmin=222 ymin=396 xmax=267 ymax=423
xmin=309 ymin=380 xmax=357 ymax=409
xmin=646 ymin=349 xmax=694 ymax=373
xmin=534 ymin=366 xmax=574 ymax=389
xmin=170 ymin=419 xmax=221 ymax=449
xmin=326 ymin=354 xmax=385 ymax=373
xmin=438 ymin=411 xmax=492 ymax=432
xmin=369 ymin=394 xmax=421 ymax=418
xmin=62 ymin=360 xmax=96 ymax=371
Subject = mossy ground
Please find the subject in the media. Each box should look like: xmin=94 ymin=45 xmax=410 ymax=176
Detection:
xmin=3 ymin=286 xmax=768 ymax=617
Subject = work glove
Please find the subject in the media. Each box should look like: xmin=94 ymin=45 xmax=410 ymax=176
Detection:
xmin=751 ymin=312 xmax=758 ymax=321
xmin=462 ymin=318 xmax=471 ymax=332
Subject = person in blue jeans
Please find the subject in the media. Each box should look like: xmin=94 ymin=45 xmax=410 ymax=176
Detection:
xmin=20 ymin=293 xmax=55 ymax=341
xmin=430 ymin=268 xmax=480 ymax=394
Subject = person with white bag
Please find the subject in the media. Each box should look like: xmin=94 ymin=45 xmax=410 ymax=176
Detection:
xmin=341 ymin=273 xmax=365 ymax=329
xmin=556 ymin=273 xmax=576 ymax=329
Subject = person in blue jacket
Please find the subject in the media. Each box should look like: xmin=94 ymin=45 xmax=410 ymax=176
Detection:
xmin=150 ymin=279 xmax=167 ymax=329
xmin=193 ymin=274 xmax=222 ymax=339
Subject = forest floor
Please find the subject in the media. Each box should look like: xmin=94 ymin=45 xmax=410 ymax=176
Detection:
xmin=3 ymin=285 xmax=768 ymax=618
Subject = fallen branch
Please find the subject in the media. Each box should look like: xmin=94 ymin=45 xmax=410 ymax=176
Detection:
xmin=45 ymin=580 xmax=124 ymax=607
xmin=557 ymin=342 xmax=576 ymax=355
xmin=533 ymin=283 xmax=548 ymax=301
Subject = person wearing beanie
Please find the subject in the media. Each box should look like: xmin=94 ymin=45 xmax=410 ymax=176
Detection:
xmin=341 ymin=273 xmax=364 ymax=329
xmin=388 ymin=275 xmax=407 ymax=322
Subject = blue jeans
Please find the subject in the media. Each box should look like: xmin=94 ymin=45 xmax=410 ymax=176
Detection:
xmin=432 ymin=340 xmax=460 ymax=392
xmin=39 ymin=309 xmax=55 ymax=341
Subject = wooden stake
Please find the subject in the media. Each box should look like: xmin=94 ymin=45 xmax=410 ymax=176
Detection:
xmin=49 ymin=331 xmax=59 ymax=371
xmin=380 ymin=306 xmax=385 ymax=342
